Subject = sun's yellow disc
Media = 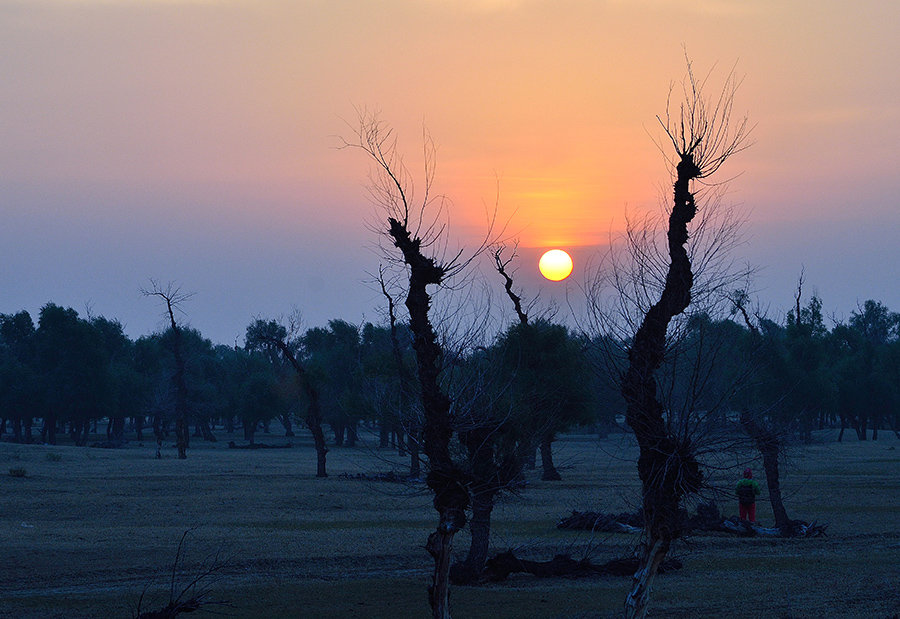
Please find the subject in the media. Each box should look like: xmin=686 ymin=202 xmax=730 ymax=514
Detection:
xmin=538 ymin=249 xmax=573 ymax=281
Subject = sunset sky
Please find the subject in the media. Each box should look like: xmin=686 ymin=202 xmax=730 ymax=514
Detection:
xmin=2 ymin=0 xmax=898 ymax=344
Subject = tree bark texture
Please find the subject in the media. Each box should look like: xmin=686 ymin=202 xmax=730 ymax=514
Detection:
xmin=462 ymin=493 xmax=493 ymax=579
xmin=624 ymin=538 xmax=671 ymax=619
xmin=281 ymin=413 xmax=295 ymax=437
xmin=108 ymin=416 xmax=126 ymax=446
xmin=197 ymin=418 xmax=216 ymax=442
xmin=43 ymin=414 xmax=57 ymax=445
xmin=621 ymin=155 xmax=703 ymax=619
xmin=408 ymin=421 xmax=422 ymax=479
xmin=395 ymin=424 xmax=407 ymax=456
xmin=451 ymin=426 xmax=501 ymax=583
xmin=310 ymin=412 xmax=328 ymax=478
xmin=389 ymin=217 xmax=469 ymax=619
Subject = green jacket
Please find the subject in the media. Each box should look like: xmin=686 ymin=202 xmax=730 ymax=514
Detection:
xmin=736 ymin=478 xmax=761 ymax=505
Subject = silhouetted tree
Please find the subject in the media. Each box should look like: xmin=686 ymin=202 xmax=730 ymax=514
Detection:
xmin=782 ymin=278 xmax=833 ymax=439
xmin=245 ymin=318 xmax=329 ymax=477
xmin=34 ymin=303 xmax=109 ymax=445
xmin=345 ymin=111 xmax=494 ymax=618
xmin=729 ymin=291 xmax=795 ymax=531
xmin=606 ymin=59 xmax=751 ymax=618
xmin=143 ymin=282 xmax=193 ymax=459
xmin=0 ymin=311 xmax=39 ymax=443
xmin=304 ymin=320 xmax=365 ymax=446
xmin=833 ymin=299 xmax=900 ymax=440
xmin=91 ymin=315 xmax=143 ymax=446
xmin=239 ymin=353 xmax=285 ymax=445
xmin=451 ymin=316 xmax=597 ymax=584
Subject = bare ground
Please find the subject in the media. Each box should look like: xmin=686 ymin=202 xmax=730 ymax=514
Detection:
xmin=1 ymin=429 xmax=898 ymax=618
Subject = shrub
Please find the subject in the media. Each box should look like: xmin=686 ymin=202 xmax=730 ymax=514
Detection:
xmin=8 ymin=467 xmax=27 ymax=478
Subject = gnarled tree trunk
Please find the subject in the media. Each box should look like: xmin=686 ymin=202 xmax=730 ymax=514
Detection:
xmin=451 ymin=426 xmax=501 ymax=584
xmin=389 ymin=217 xmax=469 ymax=619
xmin=621 ymin=153 xmax=704 ymax=619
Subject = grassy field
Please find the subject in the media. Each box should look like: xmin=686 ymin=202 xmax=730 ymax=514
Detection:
xmin=1 ymin=429 xmax=898 ymax=618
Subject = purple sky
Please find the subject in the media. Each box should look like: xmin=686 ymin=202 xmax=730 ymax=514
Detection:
xmin=2 ymin=1 xmax=899 ymax=344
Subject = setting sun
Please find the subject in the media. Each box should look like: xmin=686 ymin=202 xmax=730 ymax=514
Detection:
xmin=538 ymin=249 xmax=573 ymax=281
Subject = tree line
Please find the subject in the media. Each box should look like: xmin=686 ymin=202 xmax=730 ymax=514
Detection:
xmin=1 ymin=290 xmax=897 ymax=451
xmin=0 ymin=303 xmax=612 ymax=460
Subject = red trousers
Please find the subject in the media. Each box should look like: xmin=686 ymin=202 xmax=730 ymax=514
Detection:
xmin=739 ymin=502 xmax=756 ymax=522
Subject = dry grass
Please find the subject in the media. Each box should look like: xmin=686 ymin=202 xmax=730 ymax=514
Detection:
xmin=1 ymin=429 xmax=898 ymax=618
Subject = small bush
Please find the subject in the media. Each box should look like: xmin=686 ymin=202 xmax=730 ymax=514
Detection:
xmin=8 ymin=467 xmax=27 ymax=478
xmin=45 ymin=452 xmax=62 ymax=462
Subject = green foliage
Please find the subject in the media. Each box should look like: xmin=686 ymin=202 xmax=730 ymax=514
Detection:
xmin=36 ymin=304 xmax=109 ymax=423
xmin=302 ymin=320 xmax=367 ymax=443
xmin=493 ymin=319 xmax=598 ymax=434
xmin=239 ymin=349 xmax=289 ymax=437
xmin=0 ymin=311 xmax=40 ymax=434
xmin=358 ymin=322 xmax=414 ymax=435
xmin=659 ymin=312 xmax=749 ymax=426
xmin=446 ymin=319 xmax=602 ymax=479
xmin=829 ymin=301 xmax=900 ymax=439
xmin=2 ymin=292 xmax=899 ymax=447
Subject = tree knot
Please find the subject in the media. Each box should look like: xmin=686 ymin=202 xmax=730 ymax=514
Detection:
xmin=427 ymin=468 xmax=471 ymax=531
xmin=677 ymin=154 xmax=701 ymax=180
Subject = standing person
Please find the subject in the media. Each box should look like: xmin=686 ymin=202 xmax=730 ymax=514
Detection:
xmin=736 ymin=468 xmax=761 ymax=522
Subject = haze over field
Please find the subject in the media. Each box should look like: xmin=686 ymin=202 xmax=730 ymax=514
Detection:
xmin=2 ymin=0 xmax=898 ymax=343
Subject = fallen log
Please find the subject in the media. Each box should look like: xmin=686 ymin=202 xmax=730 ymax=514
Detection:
xmin=720 ymin=517 xmax=827 ymax=538
xmin=557 ymin=503 xmax=826 ymax=538
xmin=226 ymin=441 xmax=293 ymax=449
xmin=91 ymin=440 xmax=127 ymax=449
xmin=336 ymin=471 xmax=421 ymax=483
xmin=556 ymin=510 xmax=642 ymax=533
xmin=481 ymin=550 xmax=682 ymax=583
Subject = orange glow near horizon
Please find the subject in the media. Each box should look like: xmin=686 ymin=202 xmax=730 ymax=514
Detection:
xmin=444 ymin=161 xmax=643 ymax=250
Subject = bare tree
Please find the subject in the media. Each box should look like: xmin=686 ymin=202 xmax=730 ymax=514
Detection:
xmin=142 ymin=281 xmax=194 ymax=460
xmin=492 ymin=245 xmax=564 ymax=480
xmin=345 ymin=111 xmax=495 ymax=618
xmin=493 ymin=245 xmax=530 ymax=327
xmin=730 ymin=280 xmax=825 ymax=536
xmin=588 ymin=59 xmax=751 ymax=619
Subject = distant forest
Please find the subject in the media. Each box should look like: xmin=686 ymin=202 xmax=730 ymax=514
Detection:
xmin=1 ymin=293 xmax=898 ymax=451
